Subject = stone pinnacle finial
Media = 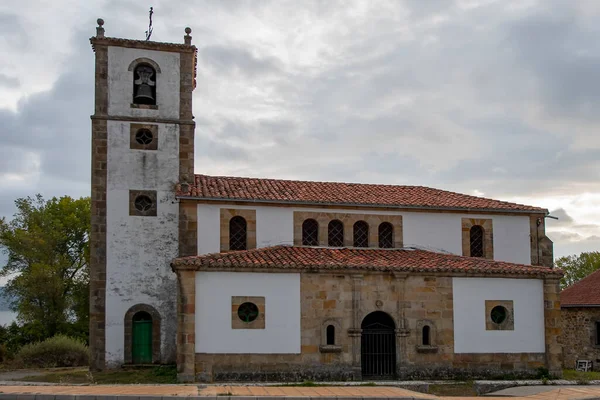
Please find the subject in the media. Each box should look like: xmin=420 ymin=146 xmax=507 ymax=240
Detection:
xmin=96 ymin=18 xmax=105 ymax=38
xmin=184 ymin=27 xmax=192 ymax=45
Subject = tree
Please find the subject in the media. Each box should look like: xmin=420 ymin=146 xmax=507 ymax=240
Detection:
xmin=556 ymin=251 xmax=600 ymax=289
xmin=0 ymin=195 xmax=90 ymax=340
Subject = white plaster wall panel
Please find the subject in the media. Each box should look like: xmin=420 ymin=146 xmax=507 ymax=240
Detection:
xmin=195 ymin=204 xmax=531 ymax=264
xmin=256 ymin=207 xmax=294 ymax=247
xmin=402 ymin=212 xmax=462 ymax=254
xmin=107 ymin=47 xmax=180 ymax=119
xmin=492 ymin=216 xmax=531 ymax=264
xmin=197 ymin=205 xmax=220 ymax=255
xmin=452 ymin=277 xmax=545 ymax=353
xmin=195 ymin=272 xmax=301 ymax=353
xmin=105 ymin=120 xmax=179 ymax=366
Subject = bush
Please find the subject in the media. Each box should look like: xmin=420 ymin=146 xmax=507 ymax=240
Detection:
xmin=16 ymin=335 xmax=89 ymax=368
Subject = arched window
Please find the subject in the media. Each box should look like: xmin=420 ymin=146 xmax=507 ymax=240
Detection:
xmin=133 ymin=64 xmax=157 ymax=105
xmin=229 ymin=216 xmax=247 ymax=250
xmin=326 ymin=325 xmax=335 ymax=345
xmin=302 ymin=219 xmax=319 ymax=246
xmin=353 ymin=221 xmax=369 ymax=248
xmin=378 ymin=222 xmax=394 ymax=248
xmin=328 ymin=220 xmax=344 ymax=247
xmin=470 ymin=225 xmax=484 ymax=257
xmin=422 ymin=325 xmax=431 ymax=346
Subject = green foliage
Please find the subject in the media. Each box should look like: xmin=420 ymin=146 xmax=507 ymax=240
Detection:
xmin=16 ymin=335 xmax=89 ymax=368
xmin=0 ymin=195 xmax=90 ymax=340
xmin=556 ymin=252 xmax=600 ymax=289
xmin=535 ymin=366 xmax=551 ymax=380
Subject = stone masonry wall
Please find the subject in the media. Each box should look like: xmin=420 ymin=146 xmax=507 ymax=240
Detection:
xmin=192 ymin=272 xmax=553 ymax=382
xmin=562 ymin=308 xmax=600 ymax=371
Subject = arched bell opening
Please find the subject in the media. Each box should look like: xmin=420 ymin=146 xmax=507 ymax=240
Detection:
xmin=133 ymin=64 xmax=157 ymax=105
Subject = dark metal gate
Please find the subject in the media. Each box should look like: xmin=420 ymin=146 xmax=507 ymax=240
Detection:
xmin=361 ymin=313 xmax=396 ymax=379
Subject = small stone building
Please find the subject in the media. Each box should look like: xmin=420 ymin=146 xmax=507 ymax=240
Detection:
xmin=561 ymin=270 xmax=600 ymax=371
xmin=88 ymin=21 xmax=561 ymax=382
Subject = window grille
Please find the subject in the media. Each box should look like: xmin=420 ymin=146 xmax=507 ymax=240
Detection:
xmin=328 ymin=220 xmax=344 ymax=247
xmin=470 ymin=225 xmax=484 ymax=257
xmin=302 ymin=219 xmax=319 ymax=246
xmin=353 ymin=221 xmax=369 ymax=247
xmin=229 ymin=216 xmax=247 ymax=251
xmin=135 ymin=129 xmax=154 ymax=145
xmin=134 ymin=195 xmax=153 ymax=212
xmin=378 ymin=222 xmax=394 ymax=248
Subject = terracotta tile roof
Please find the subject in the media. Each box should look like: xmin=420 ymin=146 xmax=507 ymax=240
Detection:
xmin=561 ymin=269 xmax=600 ymax=307
xmin=172 ymin=245 xmax=562 ymax=277
xmin=176 ymin=175 xmax=546 ymax=213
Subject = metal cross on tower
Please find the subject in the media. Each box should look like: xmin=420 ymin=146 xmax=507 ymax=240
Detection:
xmin=145 ymin=7 xmax=154 ymax=40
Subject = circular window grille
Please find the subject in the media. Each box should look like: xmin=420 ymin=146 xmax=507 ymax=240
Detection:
xmin=237 ymin=302 xmax=259 ymax=323
xmin=135 ymin=129 xmax=154 ymax=145
xmin=134 ymin=195 xmax=153 ymax=212
xmin=490 ymin=305 xmax=508 ymax=324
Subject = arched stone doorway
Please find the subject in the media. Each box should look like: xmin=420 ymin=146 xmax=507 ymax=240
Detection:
xmin=361 ymin=311 xmax=396 ymax=379
xmin=124 ymin=304 xmax=161 ymax=364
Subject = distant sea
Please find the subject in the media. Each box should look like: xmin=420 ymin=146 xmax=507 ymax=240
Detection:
xmin=0 ymin=311 xmax=16 ymax=326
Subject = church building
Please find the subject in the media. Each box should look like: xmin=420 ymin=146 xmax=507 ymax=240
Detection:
xmin=89 ymin=20 xmax=561 ymax=382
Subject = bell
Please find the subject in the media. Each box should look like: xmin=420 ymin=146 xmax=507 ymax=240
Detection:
xmin=134 ymin=83 xmax=155 ymax=104
xmin=134 ymin=65 xmax=156 ymax=105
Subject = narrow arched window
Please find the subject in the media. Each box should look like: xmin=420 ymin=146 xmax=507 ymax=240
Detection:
xmin=328 ymin=220 xmax=344 ymax=247
xmin=133 ymin=64 xmax=157 ymax=105
xmin=302 ymin=219 xmax=319 ymax=246
xmin=470 ymin=225 xmax=484 ymax=257
xmin=378 ymin=222 xmax=394 ymax=248
xmin=229 ymin=216 xmax=247 ymax=250
xmin=422 ymin=325 xmax=431 ymax=346
xmin=326 ymin=325 xmax=335 ymax=345
xmin=353 ymin=221 xmax=369 ymax=247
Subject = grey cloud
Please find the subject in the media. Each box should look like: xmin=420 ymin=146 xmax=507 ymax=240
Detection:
xmin=548 ymin=208 xmax=574 ymax=225
xmin=200 ymin=45 xmax=283 ymax=78
xmin=0 ymin=74 xmax=19 ymax=89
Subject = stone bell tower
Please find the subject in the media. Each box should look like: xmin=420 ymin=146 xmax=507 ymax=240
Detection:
xmin=89 ymin=19 xmax=196 ymax=370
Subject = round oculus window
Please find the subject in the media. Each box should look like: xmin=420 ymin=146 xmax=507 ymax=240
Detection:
xmin=237 ymin=302 xmax=259 ymax=323
xmin=490 ymin=305 xmax=508 ymax=324
xmin=135 ymin=129 xmax=154 ymax=145
xmin=134 ymin=195 xmax=153 ymax=212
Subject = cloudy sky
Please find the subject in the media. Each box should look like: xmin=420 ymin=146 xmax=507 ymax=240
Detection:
xmin=1 ymin=0 xmax=599 ymax=270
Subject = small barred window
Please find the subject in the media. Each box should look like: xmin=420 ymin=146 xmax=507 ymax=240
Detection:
xmin=470 ymin=225 xmax=484 ymax=257
xmin=229 ymin=216 xmax=247 ymax=251
xmin=353 ymin=221 xmax=369 ymax=247
xmin=302 ymin=219 xmax=319 ymax=246
xmin=328 ymin=220 xmax=344 ymax=247
xmin=378 ymin=222 xmax=394 ymax=248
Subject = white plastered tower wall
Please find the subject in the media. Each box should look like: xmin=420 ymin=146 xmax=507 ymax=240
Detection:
xmin=90 ymin=22 xmax=197 ymax=369
xmin=105 ymin=48 xmax=180 ymax=367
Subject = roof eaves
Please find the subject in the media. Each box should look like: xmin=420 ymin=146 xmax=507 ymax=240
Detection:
xmin=174 ymin=196 xmax=547 ymax=214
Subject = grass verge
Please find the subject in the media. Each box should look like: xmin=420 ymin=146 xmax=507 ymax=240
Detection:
xmin=20 ymin=365 xmax=177 ymax=384
xmin=562 ymin=369 xmax=600 ymax=383
xmin=428 ymin=383 xmax=477 ymax=397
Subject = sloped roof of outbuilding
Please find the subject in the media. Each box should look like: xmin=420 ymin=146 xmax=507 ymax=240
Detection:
xmin=172 ymin=245 xmax=562 ymax=278
xmin=561 ymin=269 xmax=600 ymax=307
xmin=176 ymin=175 xmax=547 ymax=213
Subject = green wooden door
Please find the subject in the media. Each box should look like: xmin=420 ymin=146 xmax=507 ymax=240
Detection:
xmin=132 ymin=312 xmax=152 ymax=364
